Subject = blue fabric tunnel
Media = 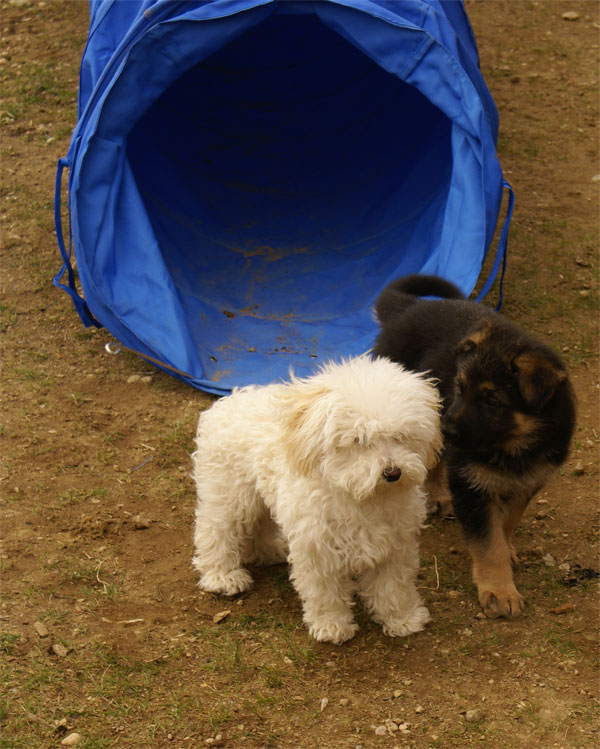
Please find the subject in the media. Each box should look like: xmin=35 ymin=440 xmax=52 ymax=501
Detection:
xmin=54 ymin=0 xmax=512 ymax=395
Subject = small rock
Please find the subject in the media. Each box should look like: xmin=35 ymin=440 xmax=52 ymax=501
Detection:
xmin=140 ymin=376 xmax=153 ymax=384
xmin=54 ymin=718 xmax=68 ymax=733
xmin=212 ymin=610 xmax=231 ymax=624
xmin=34 ymin=621 xmax=48 ymax=638
xmin=447 ymin=590 xmax=460 ymax=599
xmin=461 ymin=628 xmax=473 ymax=637
xmin=127 ymin=374 xmax=141 ymax=384
xmin=542 ymin=553 xmax=556 ymax=567
xmin=374 ymin=725 xmax=387 ymax=736
xmin=561 ymin=11 xmax=579 ymax=21
xmin=397 ymin=722 xmax=411 ymax=733
xmin=52 ymin=643 xmax=69 ymax=658
xmin=558 ymin=562 xmax=571 ymax=572
xmin=339 ymin=698 xmax=349 ymax=706
xmin=392 ymin=689 xmax=402 ymax=698
xmin=415 ymin=705 xmax=425 ymax=713
xmin=592 ymin=174 xmax=600 ymax=183
xmin=464 ymin=709 xmax=484 ymax=723
xmin=61 ymin=734 xmax=82 ymax=746
xmin=402 ymin=679 xmax=413 ymax=686
xmin=575 ymin=257 xmax=591 ymax=266
xmin=573 ymin=461 xmax=585 ymax=475
xmin=132 ymin=515 xmax=152 ymax=530
xmin=320 ymin=697 xmax=329 ymax=712
xmin=385 ymin=719 xmax=398 ymax=732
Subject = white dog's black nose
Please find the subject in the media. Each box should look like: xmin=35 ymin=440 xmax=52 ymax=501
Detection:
xmin=383 ymin=466 xmax=402 ymax=483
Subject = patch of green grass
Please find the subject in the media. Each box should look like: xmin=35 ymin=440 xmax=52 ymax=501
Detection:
xmin=0 ymin=303 xmax=18 ymax=332
xmin=260 ymin=665 xmax=284 ymax=689
xmin=544 ymin=628 xmax=580 ymax=657
xmin=268 ymin=565 xmax=293 ymax=594
xmin=42 ymin=608 xmax=69 ymax=627
xmin=58 ymin=488 xmax=107 ymax=505
xmin=207 ymin=703 xmax=233 ymax=732
xmin=8 ymin=364 xmax=51 ymax=389
xmin=79 ymin=739 xmax=113 ymax=749
xmin=96 ymin=446 xmax=117 ymax=465
xmin=0 ymin=633 xmax=20 ymax=655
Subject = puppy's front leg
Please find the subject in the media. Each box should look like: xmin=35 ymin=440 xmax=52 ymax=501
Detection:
xmin=359 ymin=558 xmax=430 ymax=637
xmin=425 ymin=458 xmax=453 ymax=516
xmin=450 ymin=473 xmax=525 ymax=618
xmin=288 ymin=547 xmax=358 ymax=645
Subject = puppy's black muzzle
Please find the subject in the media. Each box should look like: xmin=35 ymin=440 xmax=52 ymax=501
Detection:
xmin=383 ymin=466 xmax=402 ymax=483
xmin=441 ymin=419 xmax=460 ymax=444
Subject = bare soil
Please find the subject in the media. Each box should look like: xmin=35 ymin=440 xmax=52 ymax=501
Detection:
xmin=1 ymin=1 xmax=598 ymax=748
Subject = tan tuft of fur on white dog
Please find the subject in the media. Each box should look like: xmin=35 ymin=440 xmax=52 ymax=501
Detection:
xmin=192 ymin=355 xmax=442 ymax=645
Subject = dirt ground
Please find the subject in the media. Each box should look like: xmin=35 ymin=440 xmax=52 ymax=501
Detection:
xmin=1 ymin=1 xmax=598 ymax=747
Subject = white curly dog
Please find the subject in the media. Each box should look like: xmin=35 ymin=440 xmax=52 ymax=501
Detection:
xmin=192 ymin=355 xmax=441 ymax=644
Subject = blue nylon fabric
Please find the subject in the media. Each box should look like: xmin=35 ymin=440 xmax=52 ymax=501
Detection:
xmin=55 ymin=0 xmax=512 ymax=395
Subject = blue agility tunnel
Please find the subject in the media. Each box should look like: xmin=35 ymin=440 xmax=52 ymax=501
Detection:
xmin=55 ymin=0 xmax=513 ymax=395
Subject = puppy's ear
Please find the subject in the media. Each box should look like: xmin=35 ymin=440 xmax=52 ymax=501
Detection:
xmin=512 ymin=352 xmax=567 ymax=411
xmin=277 ymin=383 xmax=330 ymax=476
xmin=455 ymin=322 xmax=492 ymax=356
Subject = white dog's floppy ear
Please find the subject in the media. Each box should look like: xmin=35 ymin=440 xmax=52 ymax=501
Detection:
xmin=277 ymin=380 xmax=331 ymax=476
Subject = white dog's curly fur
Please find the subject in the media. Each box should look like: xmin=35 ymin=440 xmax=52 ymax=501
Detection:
xmin=192 ymin=355 xmax=442 ymax=644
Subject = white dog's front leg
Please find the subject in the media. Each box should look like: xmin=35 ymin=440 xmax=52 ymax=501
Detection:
xmin=359 ymin=558 xmax=430 ymax=638
xmin=288 ymin=550 xmax=358 ymax=645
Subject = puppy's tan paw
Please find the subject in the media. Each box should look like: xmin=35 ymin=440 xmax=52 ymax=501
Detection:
xmin=309 ymin=620 xmax=358 ymax=645
xmin=426 ymin=495 xmax=454 ymax=517
xmin=479 ymin=588 xmax=525 ymax=619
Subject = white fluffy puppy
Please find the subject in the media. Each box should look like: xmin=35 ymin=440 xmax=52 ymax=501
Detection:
xmin=192 ymin=355 xmax=442 ymax=644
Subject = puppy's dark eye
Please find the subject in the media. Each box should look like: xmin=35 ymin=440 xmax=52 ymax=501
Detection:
xmin=483 ymin=390 xmax=502 ymax=407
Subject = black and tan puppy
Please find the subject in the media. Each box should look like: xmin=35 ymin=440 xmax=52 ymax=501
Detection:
xmin=373 ymin=275 xmax=575 ymax=618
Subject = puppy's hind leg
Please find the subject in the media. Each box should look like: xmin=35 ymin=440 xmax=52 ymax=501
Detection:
xmin=243 ymin=509 xmax=288 ymax=566
xmin=192 ymin=485 xmax=258 ymax=596
xmin=359 ymin=556 xmax=430 ymax=638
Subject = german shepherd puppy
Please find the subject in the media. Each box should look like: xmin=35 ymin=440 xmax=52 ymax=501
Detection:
xmin=373 ymin=275 xmax=576 ymax=618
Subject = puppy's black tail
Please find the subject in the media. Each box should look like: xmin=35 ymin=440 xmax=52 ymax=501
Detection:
xmin=375 ymin=274 xmax=465 ymax=322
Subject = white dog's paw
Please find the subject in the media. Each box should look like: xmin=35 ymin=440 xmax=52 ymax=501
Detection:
xmin=308 ymin=620 xmax=359 ymax=645
xmin=381 ymin=605 xmax=431 ymax=638
xmin=197 ymin=568 xmax=253 ymax=596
